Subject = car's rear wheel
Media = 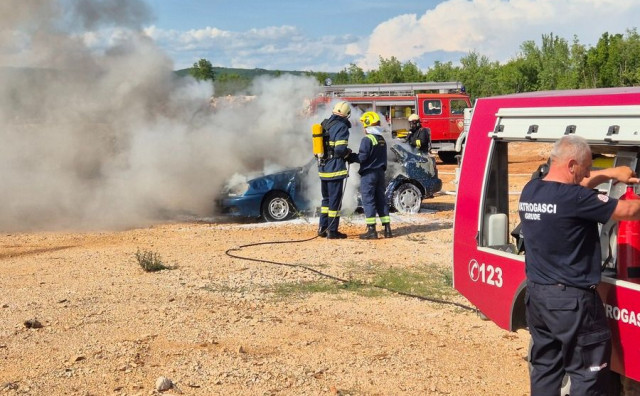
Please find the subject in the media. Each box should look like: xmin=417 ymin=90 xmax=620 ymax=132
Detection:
xmin=261 ymin=192 xmax=295 ymax=222
xmin=392 ymin=183 xmax=422 ymax=214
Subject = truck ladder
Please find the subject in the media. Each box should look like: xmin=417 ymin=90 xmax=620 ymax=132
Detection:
xmin=321 ymin=82 xmax=464 ymax=97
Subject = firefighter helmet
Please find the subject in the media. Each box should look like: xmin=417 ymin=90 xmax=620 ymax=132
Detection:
xmin=332 ymin=101 xmax=351 ymax=118
xmin=408 ymin=114 xmax=420 ymax=122
xmin=360 ymin=111 xmax=381 ymax=127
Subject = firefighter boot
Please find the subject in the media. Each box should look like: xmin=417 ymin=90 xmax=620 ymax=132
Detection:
xmin=317 ymin=226 xmax=327 ymax=237
xmin=359 ymin=225 xmax=378 ymax=240
xmin=327 ymin=230 xmax=348 ymax=239
xmin=383 ymin=223 xmax=393 ymax=238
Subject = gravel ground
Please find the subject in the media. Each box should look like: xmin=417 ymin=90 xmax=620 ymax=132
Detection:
xmin=0 ymin=167 xmax=531 ymax=396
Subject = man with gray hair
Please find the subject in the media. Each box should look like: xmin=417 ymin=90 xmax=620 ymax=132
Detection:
xmin=519 ymin=135 xmax=640 ymax=395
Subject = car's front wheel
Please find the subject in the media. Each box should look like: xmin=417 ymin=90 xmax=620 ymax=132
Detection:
xmin=261 ymin=192 xmax=295 ymax=222
xmin=392 ymin=183 xmax=422 ymax=214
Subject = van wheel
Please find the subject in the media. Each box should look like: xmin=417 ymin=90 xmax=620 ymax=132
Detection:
xmin=438 ymin=151 xmax=458 ymax=164
xmin=392 ymin=183 xmax=422 ymax=214
xmin=261 ymin=192 xmax=295 ymax=222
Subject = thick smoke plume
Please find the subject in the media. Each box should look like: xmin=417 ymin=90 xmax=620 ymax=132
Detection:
xmin=0 ymin=0 xmax=322 ymax=231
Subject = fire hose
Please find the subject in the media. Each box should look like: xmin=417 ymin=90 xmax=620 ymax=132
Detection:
xmin=225 ymin=163 xmax=476 ymax=312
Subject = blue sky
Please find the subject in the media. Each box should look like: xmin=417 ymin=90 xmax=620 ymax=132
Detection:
xmin=142 ymin=0 xmax=439 ymax=71
xmin=5 ymin=0 xmax=640 ymax=73
xmin=139 ymin=0 xmax=640 ymax=72
xmin=145 ymin=1 xmax=432 ymax=37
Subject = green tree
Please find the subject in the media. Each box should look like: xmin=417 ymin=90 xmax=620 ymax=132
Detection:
xmin=537 ymin=33 xmax=574 ymax=90
xmin=458 ymin=51 xmax=500 ymax=100
xmin=333 ymin=63 xmax=366 ymax=84
xmin=584 ymin=32 xmax=624 ymax=88
xmin=517 ymin=40 xmax=542 ymax=91
xmin=495 ymin=58 xmax=529 ymax=94
xmin=401 ymin=61 xmax=424 ymax=82
xmin=214 ymin=73 xmax=250 ymax=96
xmin=308 ymin=71 xmax=331 ymax=86
xmin=346 ymin=63 xmax=366 ymax=83
xmin=333 ymin=69 xmax=349 ymax=84
xmin=618 ymin=29 xmax=640 ymax=86
xmin=424 ymin=61 xmax=460 ymax=82
xmin=189 ymin=58 xmax=215 ymax=82
xmin=368 ymin=56 xmax=403 ymax=83
xmin=570 ymin=36 xmax=589 ymax=89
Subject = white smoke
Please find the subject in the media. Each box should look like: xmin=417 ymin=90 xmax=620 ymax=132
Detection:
xmin=0 ymin=0 xmax=322 ymax=231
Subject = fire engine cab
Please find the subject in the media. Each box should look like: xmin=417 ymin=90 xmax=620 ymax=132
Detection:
xmin=313 ymin=82 xmax=471 ymax=164
xmin=453 ymin=87 xmax=640 ymax=390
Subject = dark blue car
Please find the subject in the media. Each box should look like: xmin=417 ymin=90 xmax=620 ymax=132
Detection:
xmin=218 ymin=143 xmax=442 ymax=222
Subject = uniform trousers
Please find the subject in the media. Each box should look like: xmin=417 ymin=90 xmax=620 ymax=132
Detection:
xmin=360 ymin=169 xmax=389 ymax=224
xmin=526 ymin=280 xmax=611 ymax=396
xmin=319 ymin=179 xmax=344 ymax=232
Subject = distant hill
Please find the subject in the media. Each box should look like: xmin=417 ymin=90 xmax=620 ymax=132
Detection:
xmin=175 ymin=66 xmax=336 ymax=96
xmin=174 ymin=66 xmax=310 ymax=79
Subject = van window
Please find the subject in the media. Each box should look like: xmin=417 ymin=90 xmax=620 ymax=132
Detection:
xmin=450 ymin=99 xmax=468 ymax=115
xmin=480 ymin=141 xmax=552 ymax=254
xmin=423 ymin=100 xmax=442 ymax=115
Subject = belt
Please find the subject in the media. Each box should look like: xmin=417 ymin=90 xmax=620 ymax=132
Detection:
xmin=556 ymin=283 xmax=597 ymax=292
xmin=529 ymin=281 xmax=597 ymax=292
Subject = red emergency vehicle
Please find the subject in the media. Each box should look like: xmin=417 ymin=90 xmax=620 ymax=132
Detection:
xmin=453 ymin=87 xmax=640 ymax=389
xmin=313 ymin=82 xmax=471 ymax=163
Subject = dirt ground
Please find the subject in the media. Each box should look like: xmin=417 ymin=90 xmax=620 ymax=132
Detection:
xmin=0 ymin=158 xmax=544 ymax=396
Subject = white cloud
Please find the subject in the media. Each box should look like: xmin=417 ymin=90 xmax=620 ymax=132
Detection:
xmin=358 ymin=0 xmax=639 ymax=69
xmin=115 ymin=0 xmax=640 ymax=72
xmin=143 ymin=22 xmax=358 ymax=71
xmin=7 ymin=0 xmax=638 ymax=73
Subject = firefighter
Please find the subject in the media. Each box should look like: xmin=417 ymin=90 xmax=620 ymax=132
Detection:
xmin=406 ymin=113 xmax=431 ymax=154
xmin=317 ymin=101 xmax=354 ymax=239
xmin=518 ymin=135 xmax=640 ymax=395
xmin=354 ymin=111 xmax=392 ymax=239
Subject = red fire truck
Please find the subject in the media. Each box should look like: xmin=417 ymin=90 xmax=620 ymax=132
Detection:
xmin=313 ymin=82 xmax=471 ymax=163
xmin=453 ymin=87 xmax=640 ymax=391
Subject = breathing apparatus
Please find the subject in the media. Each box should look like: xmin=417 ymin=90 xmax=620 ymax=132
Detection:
xmin=312 ymin=123 xmax=325 ymax=162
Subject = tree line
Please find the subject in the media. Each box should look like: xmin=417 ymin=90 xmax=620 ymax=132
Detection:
xmin=189 ymin=30 xmax=640 ymax=100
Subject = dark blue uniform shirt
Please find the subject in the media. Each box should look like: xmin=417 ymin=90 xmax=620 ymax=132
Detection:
xmin=519 ymin=178 xmax=617 ymax=288
xmin=318 ymin=114 xmax=351 ymax=181
xmin=357 ymin=133 xmax=387 ymax=175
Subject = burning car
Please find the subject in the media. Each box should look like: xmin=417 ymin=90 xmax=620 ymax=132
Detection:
xmin=217 ymin=161 xmax=314 ymax=222
xmin=385 ymin=143 xmax=442 ymax=213
xmin=217 ymin=142 xmax=442 ymax=222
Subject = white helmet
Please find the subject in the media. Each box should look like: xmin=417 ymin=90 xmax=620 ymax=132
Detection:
xmin=332 ymin=101 xmax=351 ymax=118
xmin=408 ymin=113 xmax=420 ymax=122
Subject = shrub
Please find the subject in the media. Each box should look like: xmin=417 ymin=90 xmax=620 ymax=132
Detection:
xmin=135 ymin=249 xmax=172 ymax=272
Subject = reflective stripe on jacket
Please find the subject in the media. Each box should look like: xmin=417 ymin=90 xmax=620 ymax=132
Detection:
xmin=357 ymin=133 xmax=387 ymax=175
